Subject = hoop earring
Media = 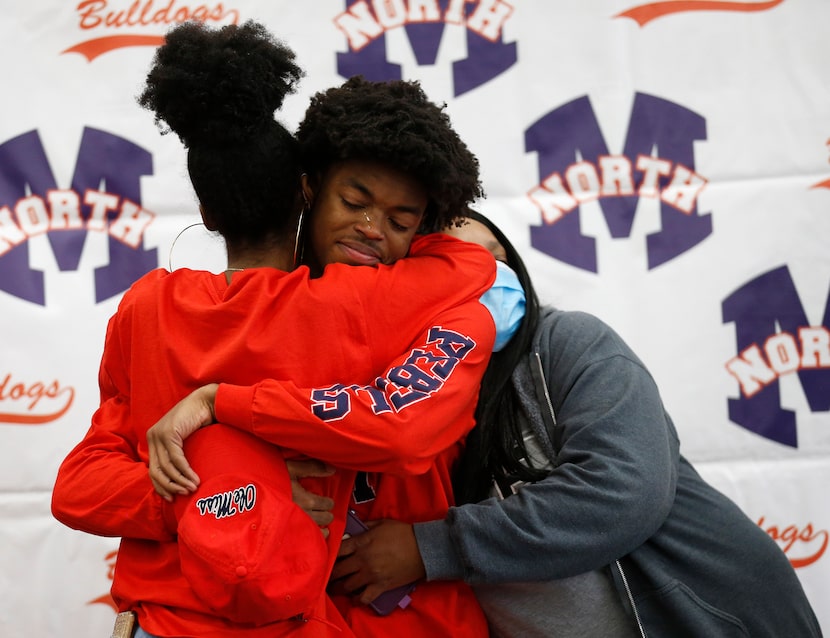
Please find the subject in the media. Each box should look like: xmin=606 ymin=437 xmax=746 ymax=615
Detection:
xmin=168 ymin=222 xmax=207 ymax=271
xmin=292 ymin=206 xmax=306 ymax=270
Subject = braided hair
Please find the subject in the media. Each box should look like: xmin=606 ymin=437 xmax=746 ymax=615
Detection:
xmin=452 ymin=211 xmax=546 ymax=504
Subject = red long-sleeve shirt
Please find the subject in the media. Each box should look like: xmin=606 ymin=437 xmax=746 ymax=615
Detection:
xmin=52 ymin=233 xmax=494 ymax=638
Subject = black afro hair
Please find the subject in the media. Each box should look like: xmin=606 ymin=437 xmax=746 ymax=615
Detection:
xmin=138 ymin=20 xmax=303 ymax=148
xmin=137 ymin=20 xmax=305 ymax=245
xmin=297 ymin=76 xmax=483 ymax=232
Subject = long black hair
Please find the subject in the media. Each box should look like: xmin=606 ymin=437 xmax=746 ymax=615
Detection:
xmin=453 ymin=211 xmax=547 ymax=504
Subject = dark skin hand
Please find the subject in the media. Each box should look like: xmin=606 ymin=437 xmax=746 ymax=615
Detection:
xmin=284 ymin=459 xmax=336 ymax=538
xmin=331 ymin=519 xmax=427 ymax=604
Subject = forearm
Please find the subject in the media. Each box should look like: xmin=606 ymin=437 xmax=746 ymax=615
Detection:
xmin=52 ymin=396 xmax=174 ymax=540
xmin=215 ymin=318 xmax=493 ymax=474
xmin=416 ymin=479 xmax=661 ymax=584
xmin=416 ymin=361 xmax=679 ymax=584
xmin=52 ymin=440 xmax=173 ymax=540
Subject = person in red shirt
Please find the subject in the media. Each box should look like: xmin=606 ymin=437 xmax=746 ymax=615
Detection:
xmin=145 ymin=78 xmax=502 ymax=638
xmin=51 ymin=21 xmax=493 ymax=638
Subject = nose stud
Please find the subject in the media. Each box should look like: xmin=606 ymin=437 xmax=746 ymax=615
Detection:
xmin=363 ymin=212 xmax=372 ymax=227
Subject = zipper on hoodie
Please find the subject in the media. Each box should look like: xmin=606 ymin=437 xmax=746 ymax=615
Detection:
xmin=614 ymin=560 xmax=647 ymax=638
xmin=532 ymin=352 xmax=647 ymax=638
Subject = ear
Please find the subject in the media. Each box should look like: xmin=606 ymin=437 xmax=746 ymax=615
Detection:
xmin=300 ymin=173 xmax=315 ymax=209
xmin=199 ymin=205 xmax=218 ymax=231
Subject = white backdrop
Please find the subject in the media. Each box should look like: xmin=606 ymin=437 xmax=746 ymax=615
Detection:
xmin=1 ymin=1 xmax=828 ymax=635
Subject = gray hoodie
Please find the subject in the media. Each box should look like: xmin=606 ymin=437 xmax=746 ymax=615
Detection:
xmin=414 ymin=307 xmax=822 ymax=637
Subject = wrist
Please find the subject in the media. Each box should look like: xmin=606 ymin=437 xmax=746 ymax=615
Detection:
xmin=199 ymin=383 xmax=219 ymax=424
xmin=413 ymin=519 xmax=464 ymax=581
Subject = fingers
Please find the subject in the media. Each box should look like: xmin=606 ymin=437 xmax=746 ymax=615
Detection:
xmin=307 ymin=508 xmax=335 ymax=528
xmin=148 ymin=426 xmax=199 ymax=485
xmin=359 ymin=583 xmax=389 ymax=605
xmin=161 ymin=445 xmax=199 ymax=490
xmin=337 ymin=535 xmax=358 ymax=559
xmin=149 ymin=430 xmax=197 ymax=485
xmin=310 ymin=493 xmax=335 ymax=514
xmin=327 ymin=519 xmax=427 ymax=613
xmin=149 ymin=474 xmax=175 ymax=502
xmin=285 ymin=458 xmax=335 ymax=480
xmin=341 ymin=571 xmax=371 ymax=596
xmin=330 ymin=557 xmax=365 ymax=593
xmin=330 ymin=546 xmax=357 ymax=581
xmin=147 ymin=433 xmax=198 ymax=501
xmin=150 ymin=471 xmax=187 ymax=499
xmin=290 ymin=480 xmax=334 ymax=514
xmin=288 ymin=464 xmax=334 ymax=532
xmin=148 ymin=455 xmax=191 ymax=499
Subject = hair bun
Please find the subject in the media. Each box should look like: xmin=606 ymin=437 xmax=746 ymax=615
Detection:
xmin=138 ymin=20 xmax=303 ymax=148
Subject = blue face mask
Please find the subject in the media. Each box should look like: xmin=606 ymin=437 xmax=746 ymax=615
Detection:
xmin=479 ymin=260 xmax=526 ymax=352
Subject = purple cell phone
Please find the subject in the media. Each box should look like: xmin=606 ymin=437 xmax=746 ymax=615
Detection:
xmin=345 ymin=510 xmax=416 ymax=616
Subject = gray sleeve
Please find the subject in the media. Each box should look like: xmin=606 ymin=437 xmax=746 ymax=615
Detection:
xmin=415 ymin=311 xmax=680 ymax=584
xmin=413 ymin=519 xmax=466 ymax=581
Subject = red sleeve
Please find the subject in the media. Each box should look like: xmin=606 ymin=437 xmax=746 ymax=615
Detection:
xmin=313 ymin=233 xmax=495 ymax=370
xmin=214 ymin=299 xmax=495 ymax=474
xmin=50 ymin=281 xmax=174 ymax=541
xmin=212 ymin=234 xmax=496 ymax=473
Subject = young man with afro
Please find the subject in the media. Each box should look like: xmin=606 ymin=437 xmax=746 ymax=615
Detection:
xmin=144 ymin=75 xmax=501 ymax=636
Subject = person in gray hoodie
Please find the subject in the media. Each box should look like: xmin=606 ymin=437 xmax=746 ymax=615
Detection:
xmin=333 ymin=211 xmax=823 ymax=638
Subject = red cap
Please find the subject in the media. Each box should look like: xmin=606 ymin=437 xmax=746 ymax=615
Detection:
xmin=171 ymin=425 xmax=327 ymax=624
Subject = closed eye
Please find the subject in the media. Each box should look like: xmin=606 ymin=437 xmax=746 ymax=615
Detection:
xmin=342 ymin=198 xmax=365 ymax=210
